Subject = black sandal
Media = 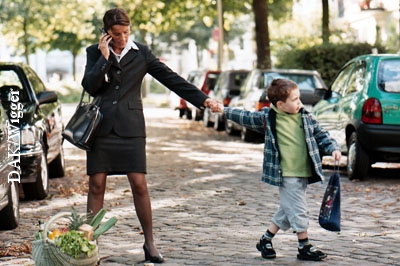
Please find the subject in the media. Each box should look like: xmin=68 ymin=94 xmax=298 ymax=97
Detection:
xmin=297 ymin=244 xmax=327 ymax=261
xmin=256 ymin=236 xmax=276 ymax=259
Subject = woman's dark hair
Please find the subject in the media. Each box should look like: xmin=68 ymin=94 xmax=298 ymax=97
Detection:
xmin=103 ymin=8 xmax=130 ymax=31
xmin=267 ymin=78 xmax=298 ymax=106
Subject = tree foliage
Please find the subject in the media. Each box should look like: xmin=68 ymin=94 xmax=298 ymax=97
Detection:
xmin=276 ymin=42 xmax=388 ymax=85
xmin=0 ymin=0 xmax=330 ymax=79
xmin=0 ymin=0 xmax=54 ymax=63
xmin=47 ymin=1 xmax=104 ymax=80
xmin=0 ymin=0 xmax=103 ymax=79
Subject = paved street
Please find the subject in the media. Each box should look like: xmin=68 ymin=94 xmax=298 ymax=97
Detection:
xmin=1 ymin=97 xmax=400 ymax=266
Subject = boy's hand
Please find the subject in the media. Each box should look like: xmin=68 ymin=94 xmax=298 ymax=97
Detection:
xmin=332 ymin=150 xmax=342 ymax=161
xmin=203 ymin=99 xmax=224 ymax=113
xmin=212 ymin=102 xmax=224 ymax=113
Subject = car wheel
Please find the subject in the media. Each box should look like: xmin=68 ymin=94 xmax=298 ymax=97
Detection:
xmin=241 ymin=127 xmax=263 ymax=143
xmin=203 ymin=108 xmax=213 ymax=127
xmin=214 ymin=114 xmax=224 ymax=131
xmin=49 ymin=144 xmax=65 ymax=178
xmin=0 ymin=180 xmax=19 ymax=230
xmin=195 ymin=109 xmax=203 ymax=121
xmin=23 ymin=143 xmax=49 ymax=200
xmin=347 ymin=132 xmax=370 ymax=180
xmin=225 ymin=120 xmax=239 ymax=136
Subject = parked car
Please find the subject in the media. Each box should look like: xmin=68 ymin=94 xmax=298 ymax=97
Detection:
xmin=226 ymin=69 xmax=327 ymax=142
xmin=175 ymin=71 xmax=199 ymax=120
xmin=0 ymin=62 xmax=65 ymax=200
xmin=186 ymin=70 xmax=221 ymax=121
xmin=174 ymin=70 xmax=220 ymax=120
xmin=203 ymin=70 xmax=249 ymax=130
xmin=0 ymin=103 xmax=20 ymax=230
xmin=312 ymin=54 xmax=400 ymax=180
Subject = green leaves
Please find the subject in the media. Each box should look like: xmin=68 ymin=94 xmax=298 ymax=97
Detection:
xmin=55 ymin=230 xmax=97 ymax=258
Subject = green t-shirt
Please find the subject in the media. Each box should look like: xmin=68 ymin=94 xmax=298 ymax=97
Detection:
xmin=272 ymin=105 xmax=311 ymax=177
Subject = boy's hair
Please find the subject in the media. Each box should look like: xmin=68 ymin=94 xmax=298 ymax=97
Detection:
xmin=267 ymin=78 xmax=298 ymax=106
xmin=103 ymin=8 xmax=130 ymax=31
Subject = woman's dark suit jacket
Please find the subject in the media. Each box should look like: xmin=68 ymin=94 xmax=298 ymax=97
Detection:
xmin=81 ymin=41 xmax=208 ymax=137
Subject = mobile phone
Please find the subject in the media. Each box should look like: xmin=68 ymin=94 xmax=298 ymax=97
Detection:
xmin=99 ymin=28 xmax=113 ymax=45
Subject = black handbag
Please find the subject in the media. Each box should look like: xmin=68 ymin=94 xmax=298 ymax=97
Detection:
xmin=318 ymin=165 xmax=341 ymax=232
xmin=62 ymin=90 xmax=102 ymax=151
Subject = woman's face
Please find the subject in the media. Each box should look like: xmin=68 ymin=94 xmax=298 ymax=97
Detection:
xmin=108 ymin=25 xmax=130 ymax=53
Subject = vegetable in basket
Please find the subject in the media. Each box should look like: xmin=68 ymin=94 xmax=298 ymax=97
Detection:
xmin=33 ymin=208 xmax=118 ymax=259
xmin=55 ymin=230 xmax=97 ymax=258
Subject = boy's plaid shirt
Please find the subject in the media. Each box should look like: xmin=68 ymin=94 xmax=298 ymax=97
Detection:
xmin=224 ymin=107 xmax=340 ymax=187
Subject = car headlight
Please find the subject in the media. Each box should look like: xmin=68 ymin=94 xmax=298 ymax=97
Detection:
xmin=20 ymin=126 xmax=36 ymax=146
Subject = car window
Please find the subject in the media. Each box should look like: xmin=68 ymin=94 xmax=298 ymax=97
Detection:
xmin=206 ymin=73 xmax=219 ymax=90
xmin=230 ymin=73 xmax=248 ymax=90
xmin=252 ymin=71 xmax=261 ymax=88
xmin=262 ymin=72 xmax=319 ymax=90
xmin=191 ymin=73 xmax=204 ymax=88
xmin=241 ymin=71 xmax=260 ymax=98
xmin=213 ymin=73 xmax=226 ymax=94
xmin=344 ymin=60 xmax=366 ymax=95
xmin=25 ymin=66 xmax=47 ymax=94
xmin=262 ymin=73 xmax=281 ymax=88
xmin=378 ymin=59 xmax=400 ymax=93
xmin=0 ymin=69 xmax=29 ymax=102
xmin=187 ymin=72 xmax=199 ymax=83
xmin=331 ymin=62 xmax=354 ymax=96
xmin=278 ymin=74 xmax=317 ymax=90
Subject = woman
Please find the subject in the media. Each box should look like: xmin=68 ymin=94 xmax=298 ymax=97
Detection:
xmin=81 ymin=8 xmax=220 ymax=263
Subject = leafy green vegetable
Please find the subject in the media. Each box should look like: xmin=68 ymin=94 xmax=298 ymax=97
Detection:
xmin=55 ymin=230 xmax=96 ymax=258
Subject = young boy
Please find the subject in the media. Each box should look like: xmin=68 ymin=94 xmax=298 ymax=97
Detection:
xmin=218 ymin=78 xmax=341 ymax=261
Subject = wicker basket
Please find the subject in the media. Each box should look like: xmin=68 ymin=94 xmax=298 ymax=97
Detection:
xmin=32 ymin=212 xmax=99 ymax=266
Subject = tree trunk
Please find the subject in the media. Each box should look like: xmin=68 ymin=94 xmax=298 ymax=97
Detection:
xmin=322 ymin=0 xmax=330 ymax=44
xmin=72 ymin=51 xmax=77 ymax=81
xmin=252 ymin=0 xmax=271 ymax=69
xmin=23 ymin=19 xmax=29 ymax=64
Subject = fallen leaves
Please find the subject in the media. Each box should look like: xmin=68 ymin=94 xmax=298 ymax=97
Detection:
xmin=0 ymin=242 xmax=31 ymax=257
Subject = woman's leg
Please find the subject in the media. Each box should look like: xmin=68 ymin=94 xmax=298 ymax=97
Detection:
xmin=127 ymin=172 xmax=161 ymax=257
xmin=87 ymin=173 xmax=107 ymax=215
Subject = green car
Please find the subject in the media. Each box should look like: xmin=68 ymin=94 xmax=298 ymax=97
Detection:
xmin=312 ymin=54 xmax=400 ymax=180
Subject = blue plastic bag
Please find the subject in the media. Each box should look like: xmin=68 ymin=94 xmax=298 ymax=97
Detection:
xmin=319 ymin=171 xmax=341 ymax=231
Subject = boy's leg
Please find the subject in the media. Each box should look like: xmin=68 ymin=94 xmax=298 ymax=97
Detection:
xmin=257 ymin=210 xmax=286 ymax=259
xmin=283 ymin=178 xmax=326 ymax=261
xmin=256 ymin=181 xmax=293 ymax=260
xmin=297 ymin=231 xmax=327 ymax=261
xmin=277 ymin=178 xmax=327 ymax=261
xmin=268 ymin=223 xmax=280 ymax=235
xmin=257 ymin=224 xmax=278 ymax=259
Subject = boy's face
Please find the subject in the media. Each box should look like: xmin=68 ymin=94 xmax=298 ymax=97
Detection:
xmin=277 ymin=87 xmax=302 ymax=114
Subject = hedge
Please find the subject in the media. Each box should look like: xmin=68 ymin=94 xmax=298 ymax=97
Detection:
xmin=275 ymin=43 xmax=387 ymax=86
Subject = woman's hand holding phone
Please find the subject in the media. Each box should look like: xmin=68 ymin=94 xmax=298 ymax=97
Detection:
xmin=99 ymin=28 xmax=112 ymax=60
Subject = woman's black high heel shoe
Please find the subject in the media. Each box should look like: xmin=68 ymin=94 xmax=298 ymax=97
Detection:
xmin=143 ymin=244 xmax=164 ymax=263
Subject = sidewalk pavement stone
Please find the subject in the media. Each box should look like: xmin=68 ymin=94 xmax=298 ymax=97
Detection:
xmin=1 ymin=98 xmax=399 ymax=265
